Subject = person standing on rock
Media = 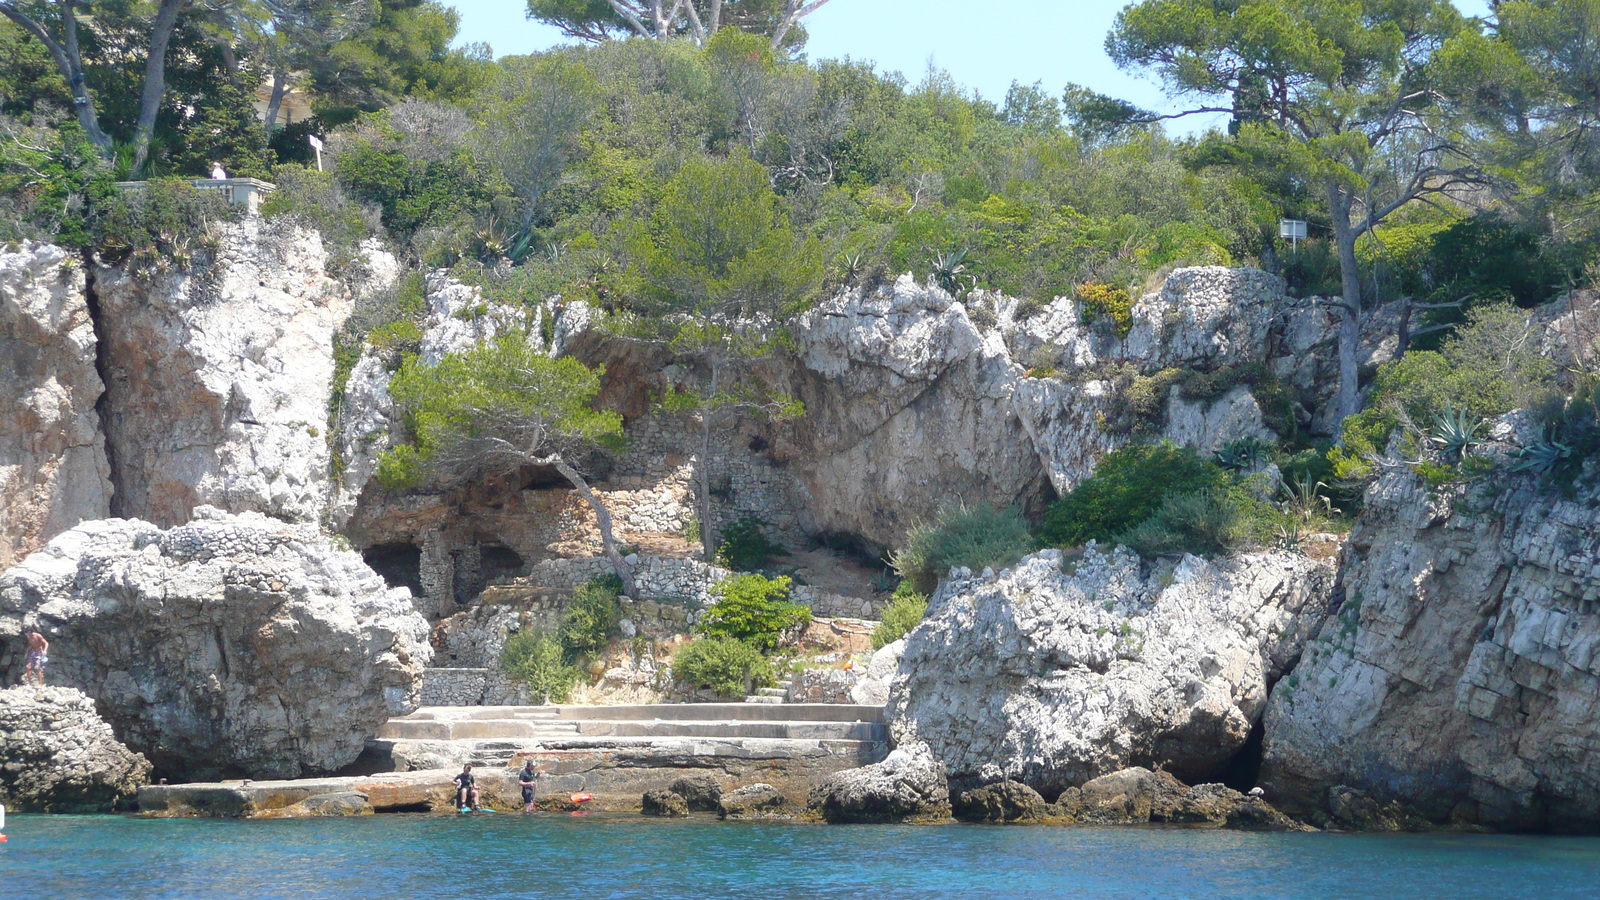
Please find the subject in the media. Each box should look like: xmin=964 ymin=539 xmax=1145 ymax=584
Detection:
xmin=518 ymin=759 xmax=542 ymax=813
xmin=23 ymin=632 xmax=48 ymax=687
xmin=454 ymin=764 xmax=481 ymax=811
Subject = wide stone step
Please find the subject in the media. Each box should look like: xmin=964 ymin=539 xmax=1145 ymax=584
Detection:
xmin=398 ymin=703 xmax=885 ymax=724
xmin=376 ymin=717 xmax=882 ymax=742
xmin=744 ymin=695 xmax=783 ymax=704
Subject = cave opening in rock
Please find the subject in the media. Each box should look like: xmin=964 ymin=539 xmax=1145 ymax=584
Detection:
xmin=479 ymin=542 xmax=526 ymax=583
xmin=1217 ymin=713 xmax=1267 ymax=792
xmin=362 ymin=542 xmax=424 ymax=597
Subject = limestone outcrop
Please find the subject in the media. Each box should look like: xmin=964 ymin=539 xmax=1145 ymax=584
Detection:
xmin=1259 ymin=466 xmax=1600 ymax=831
xmin=91 ymin=219 xmax=385 ymax=528
xmin=888 ymin=548 xmax=1333 ymax=796
xmin=807 ymin=741 xmax=951 ymax=823
xmin=0 ymin=508 xmax=431 ymax=780
xmin=0 ymin=242 xmax=111 ymax=571
xmin=0 ymin=686 xmax=151 ymax=812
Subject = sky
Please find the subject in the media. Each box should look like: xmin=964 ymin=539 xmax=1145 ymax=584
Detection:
xmin=450 ymin=0 xmax=1497 ymax=132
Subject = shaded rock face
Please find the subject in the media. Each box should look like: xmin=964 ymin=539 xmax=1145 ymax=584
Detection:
xmin=808 ymin=742 xmax=951 ymax=824
xmin=0 ymin=242 xmax=111 ymax=571
xmin=91 ymin=220 xmax=391 ymax=528
xmin=1056 ymin=767 xmax=1304 ymax=830
xmin=952 ymin=780 xmax=1049 ymax=823
xmin=641 ymin=788 xmax=689 ymax=817
xmin=0 ymin=685 xmax=151 ymax=812
xmin=0 ymin=508 xmax=431 ymax=780
xmin=668 ymin=775 xmax=723 ymax=812
xmin=1260 ymin=467 xmax=1600 ymax=831
xmin=889 ymin=548 xmax=1333 ymax=797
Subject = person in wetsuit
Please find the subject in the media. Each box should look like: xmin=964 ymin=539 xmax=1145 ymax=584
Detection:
xmin=454 ymin=764 xmax=481 ymax=811
xmin=518 ymin=759 xmax=542 ymax=813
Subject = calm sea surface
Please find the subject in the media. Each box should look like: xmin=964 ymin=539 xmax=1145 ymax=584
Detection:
xmin=4 ymin=812 xmax=1600 ymax=899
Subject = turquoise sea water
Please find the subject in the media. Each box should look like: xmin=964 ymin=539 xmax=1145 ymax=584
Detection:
xmin=4 ymin=813 xmax=1600 ymax=899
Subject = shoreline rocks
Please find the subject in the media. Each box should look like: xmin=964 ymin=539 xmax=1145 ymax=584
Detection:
xmin=0 ymin=685 xmax=151 ymax=812
xmin=889 ymin=547 xmax=1333 ymax=796
xmin=0 ymin=508 xmax=431 ymax=780
xmin=807 ymin=742 xmax=951 ymax=824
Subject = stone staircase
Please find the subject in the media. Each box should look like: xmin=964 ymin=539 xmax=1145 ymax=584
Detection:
xmin=365 ymin=703 xmax=889 ymax=792
xmin=745 ymin=676 xmax=794 ymax=704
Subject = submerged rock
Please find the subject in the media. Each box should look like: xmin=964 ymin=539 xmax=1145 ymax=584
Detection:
xmin=0 ymin=685 xmax=150 ymax=812
xmin=0 ymin=508 xmax=431 ymax=780
xmin=1259 ymin=467 xmax=1600 ymax=830
xmin=889 ymin=548 xmax=1333 ymax=796
xmin=808 ymin=741 xmax=951 ymax=824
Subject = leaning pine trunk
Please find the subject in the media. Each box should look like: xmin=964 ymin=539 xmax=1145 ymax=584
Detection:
xmin=550 ymin=455 xmax=637 ymax=597
xmin=1329 ymin=188 xmax=1364 ymax=428
xmin=130 ymin=0 xmax=188 ymax=175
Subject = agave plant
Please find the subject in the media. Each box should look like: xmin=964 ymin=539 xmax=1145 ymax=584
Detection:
xmin=1214 ymin=436 xmax=1270 ymax=472
xmin=929 ymin=247 xmax=977 ymax=294
xmin=1279 ymin=474 xmax=1339 ymax=524
xmin=1427 ymin=405 xmax=1486 ymax=464
xmin=1510 ymin=429 xmax=1575 ymax=475
xmin=1272 ymin=522 xmax=1304 ymax=552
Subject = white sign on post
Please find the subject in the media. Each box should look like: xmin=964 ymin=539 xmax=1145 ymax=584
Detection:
xmin=308 ymin=134 xmax=324 ymax=172
xmin=1279 ymin=218 xmax=1307 ymax=251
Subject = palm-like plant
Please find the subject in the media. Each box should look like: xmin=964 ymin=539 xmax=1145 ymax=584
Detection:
xmin=928 ymin=247 xmax=977 ymax=294
xmin=1511 ymin=428 xmax=1575 ymax=475
xmin=1214 ymin=436 xmax=1270 ymax=472
xmin=1427 ymin=405 xmax=1485 ymax=464
xmin=1279 ymin=474 xmax=1339 ymax=525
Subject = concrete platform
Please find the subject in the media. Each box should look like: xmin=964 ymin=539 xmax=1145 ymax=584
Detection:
xmin=142 ymin=703 xmax=891 ymax=818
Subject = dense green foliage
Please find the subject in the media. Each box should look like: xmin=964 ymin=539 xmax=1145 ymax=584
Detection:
xmin=890 ymin=504 xmax=1034 ymax=593
xmin=378 ymin=334 xmax=623 ymax=489
xmin=1041 ymin=443 xmax=1231 ymax=548
xmin=671 ymin=635 xmax=776 ymax=698
xmin=559 ymin=576 xmax=624 ymax=660
xmin=714 ymin=516 xmax=785 ymax=572
xmin=697 ymin=574 xmax=811 ymax=651
xmin=499 ymin=629 xmax=581 ymax=703
xmin=1331 ymin=305 xmax=1560 ymax=479
xmin=872 ymin=582 xmax=928 ymax=650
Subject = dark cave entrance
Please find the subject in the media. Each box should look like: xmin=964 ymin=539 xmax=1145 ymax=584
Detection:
xmin=1217 ymin=714 xmax=1267 ymax=792
xmin=362 ymin=542 xmax=424 ymax=597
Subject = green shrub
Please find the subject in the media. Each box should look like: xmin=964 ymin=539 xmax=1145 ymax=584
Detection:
xmin=1114 ymin=490 xmax=1248 ymax=558
xmin=873 ymin=583 xmax=928 ymax=649
xmin=499 ymin=629 xmax=581 ymax=703
xmin=714 ymin=516 xmax=785 ymax=572
xmin=672 ymin=635 xmax=776 ymax=698
xmin=260 ymin=164 xmax=380 ymax=271
xmin=698 ymin=574 xmax=811 ymax=651
xmin=890 ymin=504 xmax=1035 ymax=593
xmin=92 ymin=177 xmax=238 ymax=272
xmin=559 ymin=575 xmax=623 ymax=660
xmin=1041 ymin=442 xmax=1231 ymax=547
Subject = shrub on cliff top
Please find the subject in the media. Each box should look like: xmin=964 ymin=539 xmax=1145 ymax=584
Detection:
xmin=890 ymin=504 xmax=1035 ymax=593
xmin=698 ymin=574 xmax=811 ymax=652
xmin=1041 ymin=442 xmax=1230 ymax=547
xmin=714 ymin=516 xmax=785 ymax=572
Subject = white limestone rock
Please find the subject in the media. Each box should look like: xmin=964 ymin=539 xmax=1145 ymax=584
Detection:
xmin=1259 ymin=465 xmax=1600 ymax=830
xmin=888 ymin=548 xmax=1333 ymax=797
xmin=91 ymin=219 xmax=350 ymax=527
xmin=0 ymin=241 xmax=111 ymax=569
xmin=0 ymin=507 xmax=431 ymax=780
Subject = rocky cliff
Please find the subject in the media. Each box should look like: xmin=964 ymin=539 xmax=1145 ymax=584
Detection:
xmin=889 ymin=547 xmax=1333 ymax=796
xmin=0 ymin=508 xmax=431 ymax=780
xmin=0 ymin=242 xmax=111 ymax=570
xmin=1259 ymin=465 xmax=1600 ymax=831
xmin=0 ymin=686 xmax=151 ymax=812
